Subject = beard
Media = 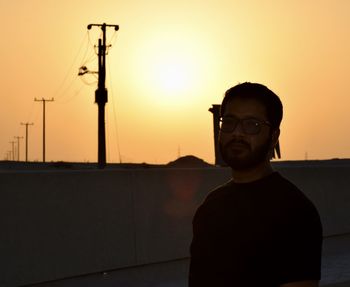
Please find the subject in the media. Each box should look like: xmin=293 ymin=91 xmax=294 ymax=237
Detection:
xmin=219 ymin=137 xmax=272 ymax=170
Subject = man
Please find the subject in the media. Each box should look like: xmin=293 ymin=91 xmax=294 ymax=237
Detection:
xmin=189 ymin=83 xmax=322 ymax=287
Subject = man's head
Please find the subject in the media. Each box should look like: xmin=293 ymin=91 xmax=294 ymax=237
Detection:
xmin=219 ymin=82 xmax=283 ymax=170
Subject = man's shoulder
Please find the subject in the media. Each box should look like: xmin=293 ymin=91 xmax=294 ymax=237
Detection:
xmin=273 ymin=173 xmax=314 ymax=202
xmin=192 ymin=180 xmax=234 ymax=224
xmin=204 ymin=179 xmax=234 ymax=203
xmin=203 ymin=172 xmax=302 ymax=203
xmin=269 ymin=171 xmax=298 ymax=188
xmin=272 ymin=173 xmax=321 ymax=221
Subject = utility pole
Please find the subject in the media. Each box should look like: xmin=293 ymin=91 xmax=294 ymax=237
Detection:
xmin=86 ymin=23 xmax=119 ymax=169
xmin=14 ymin=136 xmax=23 ymax=161
xmin=9 ymin=141 xmax=15 ymax=161
xmin=21 ymin=122 xmax=34 ymax=162
xmin=34 ymin=98 xmax=54 ymax=162
xmin=209 ymin=104 xmax=225 ymax=166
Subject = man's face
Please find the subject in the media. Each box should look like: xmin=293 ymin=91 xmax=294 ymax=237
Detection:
xmin=219 ymin=98 xmax=278 ymax=170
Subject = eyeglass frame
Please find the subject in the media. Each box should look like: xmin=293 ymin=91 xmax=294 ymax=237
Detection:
xmin=219 ymin=116 xmax=272 ymax=135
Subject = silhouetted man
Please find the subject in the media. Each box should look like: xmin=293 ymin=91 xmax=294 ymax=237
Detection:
xmin=189 ymin=83 xmax=322 ymax=287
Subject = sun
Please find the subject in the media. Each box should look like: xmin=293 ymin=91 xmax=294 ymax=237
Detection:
xmin=127 ymin=30 xmax=211 ymax=109
xmin=153 ymin=54 xmax=191 ymax=94
xmin=136 ymin=44 xmax=200 ymax=107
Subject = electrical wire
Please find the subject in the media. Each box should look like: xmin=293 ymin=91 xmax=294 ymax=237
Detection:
xmin=106 ymin=108 xmax=110 ymax=163
xmin=88 ymin=29 xmax=99 ymax=56
xmin=29 ymin=101 xmax=41 ymax=125
xmin=81 ymin=52 xmax=98 ymax=67
xmin=81 ymin=32 xmax=98 ymax=67
xmin=107 ymin=59 xmax=122 ymax=163
xmin=55 ymin=29 xmax=98 ymax=104
xmin=79 ymin=75 xmax=98 ymax=86
xmin=53 ymin=32 xmax=88 ymax=101
xmin=55 ymin=74 xmax=80 ymax=102
xmin=106 ymin=31 xmax=119 ymax=54
xmin=109 ymin=30 xmax=119 ymax=46
xmin=58 ymin=83 xmax=87 ymax=104
xmin=25 ymin=100 xmax=36 ymax=123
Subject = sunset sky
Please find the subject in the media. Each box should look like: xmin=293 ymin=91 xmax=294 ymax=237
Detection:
xmin=1 ymin=0 xmax=350 ymax=164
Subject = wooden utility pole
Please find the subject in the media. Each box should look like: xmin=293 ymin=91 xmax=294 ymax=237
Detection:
xmin=14 ymin=136 xmax=23 ymax=161
xmin=87 ymin=23 xmax=119 ymax=169
xmin=9 ymin=141 xmax=15 ymax=161
xmin=20 ymin=122 xmax=34 ymax=162
xmin=34 ymin=98 xmax=54 ymax=162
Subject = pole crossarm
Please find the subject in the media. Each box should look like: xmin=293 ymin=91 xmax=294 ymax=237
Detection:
xmin=34 ymin=97 xmax=54 ymax=102
xmin=87 ymin=23 xmax=119 ymax=31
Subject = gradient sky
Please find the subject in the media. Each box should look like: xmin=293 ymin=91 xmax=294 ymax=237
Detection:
xmin=1 ymin=0 xmax=350 ymax=164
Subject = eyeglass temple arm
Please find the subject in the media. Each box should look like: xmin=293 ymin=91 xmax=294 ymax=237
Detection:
xmin=273 ymin=140 xmax=281 ymax=159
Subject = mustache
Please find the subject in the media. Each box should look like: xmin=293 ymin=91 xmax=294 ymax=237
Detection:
xmin=226 ymin=139 xmax=250 ymax=147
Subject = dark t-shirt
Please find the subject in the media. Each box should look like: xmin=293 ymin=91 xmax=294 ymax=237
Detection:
xmin=189 ymin=172 xmax=323 ymax=287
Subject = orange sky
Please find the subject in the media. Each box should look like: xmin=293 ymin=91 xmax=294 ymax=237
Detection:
xmin=1 ymin=0 xmax=350 ymax=164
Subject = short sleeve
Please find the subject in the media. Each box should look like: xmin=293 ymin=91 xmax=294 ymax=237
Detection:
xmin=277 ymin=199 xmax=323 ymax=285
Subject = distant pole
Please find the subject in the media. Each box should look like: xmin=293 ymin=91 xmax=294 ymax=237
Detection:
xmin=34 ymin=98 xmax=54 ymax=162
xmin=21 ymin=122 xmax=34 ymax=162
xmin=87 ymin=23 xmax=119 ymax=169
xmin=14 ymin=136 xmax=24 ymax=161
xmin=9 ymin=141 xmax=15 ymax=161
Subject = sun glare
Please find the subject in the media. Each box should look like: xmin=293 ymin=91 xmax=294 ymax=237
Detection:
xmin=133 ymin=37 xmax=202 ymax=108
xmin=154 ymin=55 xmax=191 ymax=93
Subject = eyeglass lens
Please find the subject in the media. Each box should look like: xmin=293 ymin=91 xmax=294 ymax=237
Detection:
xmin=220 ymin=117 xmax=261 ymax=134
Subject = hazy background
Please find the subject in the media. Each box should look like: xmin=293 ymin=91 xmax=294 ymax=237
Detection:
xmin=1 ymin=0 xmax=349 ymax=164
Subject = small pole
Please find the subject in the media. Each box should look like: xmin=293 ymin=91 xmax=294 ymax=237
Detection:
xmin=14 ymin=136 xmax=24 ymax=161
xmin=21 ymin=122 xmax=34 ymax=162
xmin=34 ymin=98 xmax=54 ymax=162
xmin=9 ymin=141 xmax=15 ymax=161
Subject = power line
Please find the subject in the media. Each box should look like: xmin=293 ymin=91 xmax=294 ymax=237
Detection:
xmin=58 ymin=83 xmax=86 ymax=104
xmin=108 ymin=30 xmax=119 ymax=47
xmin=107 ymin=58 xmax=122 ymax=163
xmin=53 ymin=32 xmax=88 ymax=101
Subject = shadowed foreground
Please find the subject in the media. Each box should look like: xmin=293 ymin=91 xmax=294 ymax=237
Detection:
xmin=25 ymin=233 xmax=350 ymax=287
xmin=1 ymin=160 xmax=350 ymax=287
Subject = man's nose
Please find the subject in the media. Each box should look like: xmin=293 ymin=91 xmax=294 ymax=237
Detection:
xmin=231 ymin=121 xmax=245 ymax=136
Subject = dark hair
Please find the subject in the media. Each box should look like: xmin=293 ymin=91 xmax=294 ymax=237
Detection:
xmin=220 ymin=82 xmax=283 ymax=129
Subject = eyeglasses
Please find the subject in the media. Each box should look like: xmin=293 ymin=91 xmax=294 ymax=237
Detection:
xmin=219 ymin=116 xmax=271 ymax=135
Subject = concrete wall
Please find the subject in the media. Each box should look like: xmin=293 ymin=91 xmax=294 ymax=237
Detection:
xmin=276 ymin=163 xmax=350 ymax=236
xmin=0 ymin=163 xmax=349 ymax=286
